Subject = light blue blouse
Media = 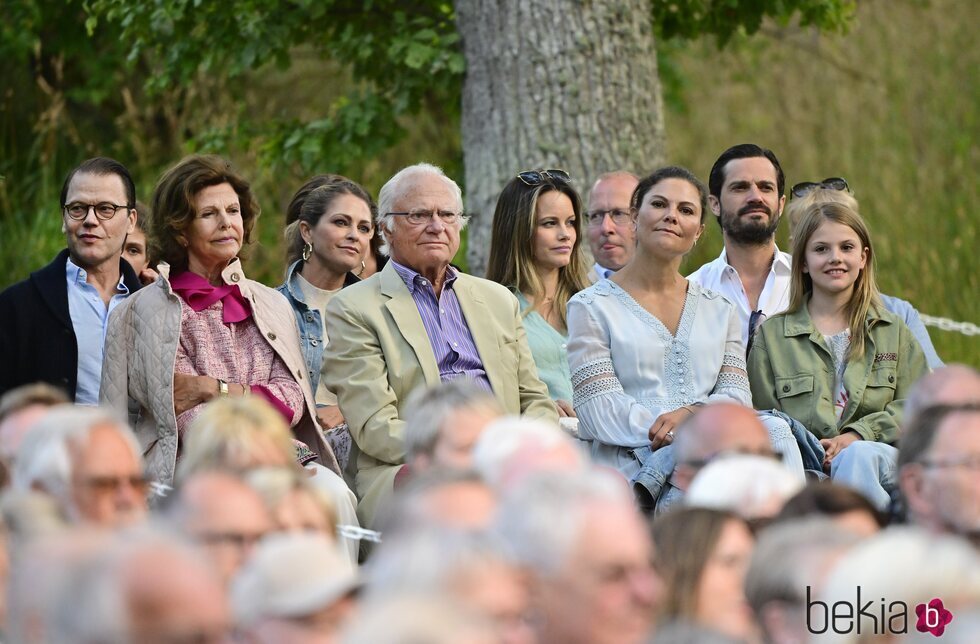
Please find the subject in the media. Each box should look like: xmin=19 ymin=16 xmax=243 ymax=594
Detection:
xmin=516 ymin=292 xmax=573 ymax=402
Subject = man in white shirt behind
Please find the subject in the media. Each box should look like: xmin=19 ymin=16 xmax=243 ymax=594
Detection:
xmin=687 ymin=144 xmax=791 ymax=350
xmin=585 ymin=171 xmax=639 ymax=282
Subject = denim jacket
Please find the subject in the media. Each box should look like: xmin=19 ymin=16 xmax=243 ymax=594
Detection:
xmin=748 ymin=302 xmax=928 ymax=445
xmin=277 ymin=260 xmax=360 ymax=397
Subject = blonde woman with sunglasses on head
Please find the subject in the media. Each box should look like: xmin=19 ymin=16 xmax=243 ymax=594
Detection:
xmin=487 ymin=169 xmax=588 ymax=418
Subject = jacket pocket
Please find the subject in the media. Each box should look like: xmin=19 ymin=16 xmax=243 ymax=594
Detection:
xmin=862 ymin=365 xmax=899 ymax=412
xmin=775 ymin=374 xmax=815 ymax=400
xmin=774 ymin=374 xmax=816 ymax=432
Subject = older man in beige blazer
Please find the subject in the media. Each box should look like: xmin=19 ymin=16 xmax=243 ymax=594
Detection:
xmin=323 ymin=163 xmax=557 ymax=528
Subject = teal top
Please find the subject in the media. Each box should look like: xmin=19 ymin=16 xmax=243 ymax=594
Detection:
xmin=516 ymin=292 xmax=573 ymax=402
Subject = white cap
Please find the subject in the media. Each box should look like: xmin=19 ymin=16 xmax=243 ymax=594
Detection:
xmin=231 ymin=533 xmax=358 ymax=625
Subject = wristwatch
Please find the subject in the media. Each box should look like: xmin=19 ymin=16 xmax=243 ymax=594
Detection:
xmin=217 ymin=378 xmax=229 ymax=397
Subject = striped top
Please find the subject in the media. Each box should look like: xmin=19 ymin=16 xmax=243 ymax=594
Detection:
xmin=390 ymin=260 xmax=492 ymax=393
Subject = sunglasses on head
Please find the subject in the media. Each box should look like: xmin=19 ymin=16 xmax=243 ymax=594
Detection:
xmin=791 ymin=177 xmax=849 ymax=199
xmin=517 ymin=169 xmax=572 ymax=187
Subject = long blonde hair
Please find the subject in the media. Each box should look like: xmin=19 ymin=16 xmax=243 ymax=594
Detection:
xmin=486 ymin=175 xmax=588 ymax=330
xmin=788 ymin=202 xmax=882 ymax=360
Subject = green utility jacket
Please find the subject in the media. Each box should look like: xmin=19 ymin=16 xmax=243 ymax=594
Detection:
xmin=748 ymin=302 xmax=928 ymax=444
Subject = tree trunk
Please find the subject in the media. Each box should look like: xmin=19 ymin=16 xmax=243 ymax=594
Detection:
xmin=455 ymin=0 xmax=665 ymax=276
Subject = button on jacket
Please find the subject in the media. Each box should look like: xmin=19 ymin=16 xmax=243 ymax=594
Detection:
xmin=747 ymin=302 xmax=928 ymax=444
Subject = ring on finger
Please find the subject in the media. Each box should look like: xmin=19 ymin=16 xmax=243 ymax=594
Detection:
xmin=666 ymin=430 xmax=675 ymax=439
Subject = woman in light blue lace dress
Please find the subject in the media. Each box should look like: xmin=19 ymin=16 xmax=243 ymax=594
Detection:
xmin=567 ymin=166 xmax=760 ymax=479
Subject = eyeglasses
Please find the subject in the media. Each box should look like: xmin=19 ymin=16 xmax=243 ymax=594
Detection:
xmin=790 ymin=177 xmax=849 ymax=199
xmin=63 ymin=201 xmax=131 ymax=220
xmin=586 ymin=208 xmax=631 ymax=227
xmin=517 ymin=169 xmax=571 ymax=187
xmin=747 ymin=309 xmax=767 ymax=354
xmin=386 ymin=209 xmax=468 ymax=226
xmin=79 ymin=474 xmax=150 ymax=495
xmin=921 ymin=455 xmax=980 ymax=470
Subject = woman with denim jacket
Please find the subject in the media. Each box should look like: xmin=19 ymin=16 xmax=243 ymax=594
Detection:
xmin=278 ymin=175 xmax=377 ymax=471
xmin=748 ymin=201 xmax=928 ymax=509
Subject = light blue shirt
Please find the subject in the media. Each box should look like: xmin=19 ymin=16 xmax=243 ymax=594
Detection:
xmin=516 ymin=292 xmax=573 ymax=402
xmin=66 ymin=258 xmax=130 ymax=405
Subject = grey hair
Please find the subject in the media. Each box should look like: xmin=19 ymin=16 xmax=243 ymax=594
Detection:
xmin=744 ymin=518 xmax=861 ymax=619
xmin=47 ymin=525 xmax=214 ymax=644
xmin=403 ymin=381 xmax=502 ymax=465
xmin=376 ymin=163 xmax=465 ymax=256
xmin=495 ymin=469 xmax=631 ymax=576
xmin=472 ymin=416 xmax=583 ymax=489
xmin=12 ymin=406 xmax=142 ymax=511
xmin=904 ymin=363 xmax=980 ymax=421
xmin=363 ymin=527 xmax=518 ymax=600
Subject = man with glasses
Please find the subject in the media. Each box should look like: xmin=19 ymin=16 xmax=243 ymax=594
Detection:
xmin=585 ymin=171 xmax=639 ymax=282
xmin=323 ymin=163 xmax=556 ymax=529
xmin=0 ymin=157 xmax=142 ymax=403
xmin=898 ymin=402 xmax=980 ymax=545
xmin=688 ymin=144 xmax=791 ymax=351
xmin=12 ymin=406 xmax=148 ymax=529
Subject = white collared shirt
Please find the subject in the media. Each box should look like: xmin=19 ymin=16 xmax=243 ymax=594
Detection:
xmin=66 ymin=258 xmax=130 ymax=404
xmin=687 ymin=246 xmax=793 ymax=348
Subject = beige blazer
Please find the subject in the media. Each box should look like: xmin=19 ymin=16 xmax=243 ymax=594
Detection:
xmin=323 ymin=262 xmax=557 ymax=526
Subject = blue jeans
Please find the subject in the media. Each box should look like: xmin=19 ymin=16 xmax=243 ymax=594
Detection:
xmin=830 ymin=441 xmax=898 ymax=511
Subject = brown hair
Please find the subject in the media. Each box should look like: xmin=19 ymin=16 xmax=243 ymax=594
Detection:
xmin=775 ymin=482 xmax=885 ymax=528
xmin=149 ymin=155 xmax=260 ymax=272
xmin=283 ymin=175 xmax=376 ymax=266
xmin=486 ymin=174 xmax=588 ymax=331
xmin=650 ymin=507 xmax=746 ymax=620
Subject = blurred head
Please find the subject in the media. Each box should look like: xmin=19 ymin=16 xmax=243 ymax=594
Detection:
xmin=651 ymin=507 xmax=758 ymax=641
xmin=365 ymin=529 xmax=533 ymax=644
xmin=671 ymin=402 xmax=775 ymax=491
xmin=905 ymin=364 xmax=980 ymax=420
xmin=899 ymin=403 xmax=980 ymax=541
xmin=784 ymin=183 xmax=859 ymax=241
xmin=499 ymin=470 xmax=658 ymax=644
xmin=744 ymin=518 xmax=861 ymax=644
xmin=150 ymin=154 xmax=259 ymax=274
xmin=586 ymin=171 xmax=639 ymax=271
xmin=384 ymin=469 xmax=497 ymax=535
xmin=177 ymin=397 xmax=299 ymax=481
xmin=169 ymin=470 xmax=274 ymax=587
xmin=244 ymin=466 xmax=337 ymax=539
xmin=403 ymin=381 xmax=503 ymax=474
xmin=51 ymin=529 xmax=230 ymax=644
xmin=340 ymin=594 xmax=496 ymax=644
xmin=631 ymin=166 xmax=707 ymax=260
xmin=820 ymin=527 xmax=980 ymax=644
xmin=472 ymin=417 xmax=585 ymax=491
xmin=686 ymin=455 xmax=804 ymax=524
xmin=486 ymin=170 xmax=587 ymax=329
xmin=0 ymin=383 xmax=71 ymax=481
xmin=376 ymin=163 xmax=465 ymax=272
xmin=285 ymin=175 xmax=377 ymax=276
xmin=707 ymin=143 xmax=785 ymax=245
xmin=775 ymin=482 xmax=885 ymax=537
xmin=12 ymin=407 xmax=147 ymax=529
xmin=233 ymin=533 xmax=358 ymax=643
xmin=122 ymin=200 xmax=151 ymax=274
xmin=60 ymin=157 xmax=138 ymax=272
xmin=789 ymin=201 xmax=880 ymax=360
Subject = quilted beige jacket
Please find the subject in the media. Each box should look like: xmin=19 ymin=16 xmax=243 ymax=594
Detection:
xmin=100 ymin=259 xmax=340 ymax=485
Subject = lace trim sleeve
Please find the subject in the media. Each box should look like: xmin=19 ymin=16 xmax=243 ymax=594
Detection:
xmin=572 ymin=358 xmax=624 ymax=407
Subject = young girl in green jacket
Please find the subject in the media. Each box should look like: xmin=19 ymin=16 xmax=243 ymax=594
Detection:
xmin=747 ymin=201 xmax=928 ymax=510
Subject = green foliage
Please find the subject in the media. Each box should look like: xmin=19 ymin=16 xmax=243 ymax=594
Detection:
xmin=652 ymin=0 xmax=855 ymax=44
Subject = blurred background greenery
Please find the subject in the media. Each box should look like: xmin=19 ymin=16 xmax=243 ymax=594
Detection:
xmin=1 ymin=0 xmax=976 ymax=363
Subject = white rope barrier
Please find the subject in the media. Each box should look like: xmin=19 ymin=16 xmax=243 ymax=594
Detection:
xmin=920 ymin=314 xmax=980 ymax=337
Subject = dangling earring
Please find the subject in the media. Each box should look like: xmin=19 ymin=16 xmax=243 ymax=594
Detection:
xmin=302 ymin=241 xmax=313 ymax=262
xmin=356 ymin=260 xmax=367 ymax=277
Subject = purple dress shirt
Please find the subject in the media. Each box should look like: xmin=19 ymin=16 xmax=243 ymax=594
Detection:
xmin=390 ymin=260 xmax=493 ymax=393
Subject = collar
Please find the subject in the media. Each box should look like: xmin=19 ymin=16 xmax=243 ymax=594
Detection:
xmin=782 ymin=298 xmax=891 ymax=337
xmin=719 ymin=245 xmax=792 ymax=275
xmin=593 ymin=262 xmax=616 ymax=280
xmin=65 ymin=256 xmax=130 ymax=294
xmin=169 ymin=268 xmax=250 ymax=323
xmin=284 ymin=259 xmax=360 ymax=307
xmin=390 ymin=259 xmax=457 ymax=294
